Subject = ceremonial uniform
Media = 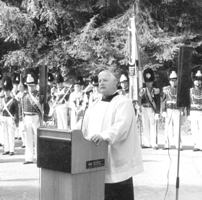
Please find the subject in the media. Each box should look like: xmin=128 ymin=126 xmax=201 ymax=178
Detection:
xmin=140 ymin=68 xmax=160 ymax=148
xmin=12 ymin=73 xmax=20 ymax=139
xmin=0 ymin=76 xmax=19 ymax=155
xmin=16 ymin=80 xmax=27 ymax=147
xmin=0 ymin=71 xmax=4 ymax=145
xmin=69 ymin=76 xmax=87 ymax=130
xmin=22 ymin=72 xmax=41 ymax=164
xmin=189 ymin=69 xmax=202 ymax=151
xmin=88 ymin=75 xmax=102 ymax=107
xmin=119 ymin=74 xmax=129 ymax=98
xmin=54 ymin=73 xmax=69 ymax=129
xmin=162 ymin=70 xmax=180 ymax=149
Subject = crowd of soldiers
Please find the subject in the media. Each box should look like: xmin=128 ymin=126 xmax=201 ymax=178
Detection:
xmin=0 ymin=66 xmax=202 ymax=164
xmin=0 ymin=69 xmax=103 ymax=164
xmin=139 ymin=66 xmax=202 ymax=151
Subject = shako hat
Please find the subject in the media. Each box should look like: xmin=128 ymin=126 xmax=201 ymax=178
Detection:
xmin=119 ymin=74 xmax=128 ymax=83
xmin=143 ymin=68 xmax=154 ymax=82
xmin=56 ymin=73 xmax=64 ymax=83
xmin=194 ymin=70 xmax=202 ymax=80
xmin=75 ymin=76 xmax=84 ymax=85
xmin=2 ymin=76 xmax=13 ymax=91
xmin=26 ymin=72 xmax=37 ymax=85
xmin=48 ymin=72 xmax=54 ymax=82
xmin=90 ymin=75 xmax=98 ymax=86
xmin=12 ymin=73 xmax=20 ymax=84
xmin=169 ymin=70 xmax=177 ymax=79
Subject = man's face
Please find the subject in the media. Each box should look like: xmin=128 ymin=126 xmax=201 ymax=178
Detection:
xmin=194 ymin=79 xmax=202 ymax=88
xmin=4 ymin=90 xmax=11 ymax=97
xmin=74 ymin=84 xmax=81 ymax=93
xmin=27 ymin=84 xmax=36 ymax=92
xmin=98 ymin=71 xmax=117 ymax=96
xmin=169 ymin=78 xmax=177 ymax=87
xmin=120 ymin=81 xmax=129 ymax=91
xmin=145 ymin=81 xmax=153 ymax=88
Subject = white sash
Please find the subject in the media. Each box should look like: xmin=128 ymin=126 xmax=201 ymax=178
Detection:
xmin=3 ymin=98 xmax=14 ymax=119
xmin=146 ymin=88 xmax=157 ymax=112
xmin=28 ymin=92 xmax=42 ymax=114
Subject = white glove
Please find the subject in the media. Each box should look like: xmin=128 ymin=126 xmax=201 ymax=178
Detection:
xmin=162 ymin=112 xmax=167 ymax=118
xmin=154 ymin=114 xmax=160 ymax=120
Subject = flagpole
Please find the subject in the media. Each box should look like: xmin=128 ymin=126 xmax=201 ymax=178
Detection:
xmin=128 ymin=0 xmax=142 ymax=144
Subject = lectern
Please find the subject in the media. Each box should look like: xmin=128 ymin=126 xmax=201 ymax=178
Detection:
xmin=37 ymin=128 xmax=107 ymax=200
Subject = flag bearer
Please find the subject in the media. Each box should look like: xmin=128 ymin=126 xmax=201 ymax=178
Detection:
xmin=139 ymin=68 xmax=160 ymax=149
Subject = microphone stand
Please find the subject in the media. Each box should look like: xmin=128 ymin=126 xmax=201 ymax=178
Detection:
xmin=175 ymin=107 xmax=183 ymax=200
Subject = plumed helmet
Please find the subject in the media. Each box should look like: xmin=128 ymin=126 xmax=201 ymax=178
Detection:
xmin=75 ymin=76 xmax=84 ymax=85
xmin=143 ymin=68 xmax=154 ymax=82
xmin=12 ymin=73 xmax=20 ymax=84
xmin=48 ymin=72 xmax=54 ymax=82
xmin=90 ymin=75 xmax=98 ymax=86
xmin=119 ymin=74 xmax=128 ymax=83
xmin=26 ymin=72 xmax=37 ymax=85
xmin=56 ymin=73 xmax=64 ymax=83
xmin=191 ymin=65 xmax=202 ymax=80
xmin=169 ymin=70 xmax=177 ymax=79
xmin=194 ymin=69 xmax=202 ymax=80
xmin=2 ymin=76 xmax=13 ymax=91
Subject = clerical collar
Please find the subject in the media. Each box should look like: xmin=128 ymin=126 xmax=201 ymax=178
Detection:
xmin=101 ymin=92 xmax=119 ymax=102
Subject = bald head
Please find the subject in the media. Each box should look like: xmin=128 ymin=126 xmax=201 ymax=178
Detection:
xmin=98 ymin=70 xmax=118 ymax=97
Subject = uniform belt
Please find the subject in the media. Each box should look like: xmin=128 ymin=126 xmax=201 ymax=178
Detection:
xmin=190 ymin=105 xmax=202 ymax=111
xmin=166 ymin=103 xmax=177 ymax=109
xmin=24 ymin=112 xmax=38 ymax=116
xmin=142 ymin=104 xmax=151 ymax=108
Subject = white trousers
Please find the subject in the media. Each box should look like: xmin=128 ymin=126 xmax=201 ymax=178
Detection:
xmin=164 ymin=109 xmax=180 ymax=148
xmin=0 ymin=116 xmax=15 ymax=152
xmin=55 ymin=104 xmax=69 ymax=130
xmin=190 ymin=110 xmax=202 ymax=149
xmin=19 ymin=120 xmax=26 ymax=146
xmin=24 ymin=115 xmax=40 ymax=162
xmin=141 ymin=107 xmax=157 ymax=147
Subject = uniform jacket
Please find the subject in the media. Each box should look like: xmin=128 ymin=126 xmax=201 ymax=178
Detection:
xmin=161 ymin=85 xmax=178 ymax=112
xmin=139 ymin=87 xmax=161 ymax=114
xmin=1 ymin=96 xmax=19 ymax=126
xmin=82 ymin=93 xmax=143 ymax=183
xmin=190 ymin=87 xmax=202 ymax=110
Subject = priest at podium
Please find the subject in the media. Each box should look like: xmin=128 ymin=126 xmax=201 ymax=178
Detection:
xmin=82 ymin=70 xmax=143 ymax=200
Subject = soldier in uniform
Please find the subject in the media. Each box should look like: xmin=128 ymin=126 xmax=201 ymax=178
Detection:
xmin=139 ymin=68 xmax=160 ymax=149
xmin=0 ymin=76 xmax=19 ymax=156
xmin=119 ymin=74 xmax=129 ymax=97
xmin=69 ymin=76 xmax=87 ymax=130
xmin=16 ymin=75 xmax=27 ymax=148
xmin=54 ymin=73 xmax=70 ymax=129
xmin=88 ymin=75 xmax=102 ymax=107
xmin=22 ymin=71 xmax=41 ymax=164
xmin=189 ymin=68 xmax=202 ymax=151
xmin=0 ymin=71 xmax=4 ymax=146
xmin=162 ymin=70 xmax=181 ymax=149
xmin=12 ymin=73 xmax=21 ymax=139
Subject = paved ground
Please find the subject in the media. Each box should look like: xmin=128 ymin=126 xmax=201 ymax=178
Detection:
xmin=1 ymin=139 xmax=202 ymax=200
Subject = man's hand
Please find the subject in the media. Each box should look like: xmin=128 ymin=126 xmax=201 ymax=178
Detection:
xmin=91 ymin=134 xmax=104 ymax=146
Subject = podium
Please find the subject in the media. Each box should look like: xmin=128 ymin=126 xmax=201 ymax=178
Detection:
xmin=37 ymin=128 xmax=107 ymax=200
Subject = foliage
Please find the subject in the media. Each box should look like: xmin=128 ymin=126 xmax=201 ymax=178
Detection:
xmin=1 ymin=0 xmax=202 ymax=80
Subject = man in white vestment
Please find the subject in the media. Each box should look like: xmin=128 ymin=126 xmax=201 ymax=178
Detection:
xmin=82 ymin=70 xmax=143 ymax=200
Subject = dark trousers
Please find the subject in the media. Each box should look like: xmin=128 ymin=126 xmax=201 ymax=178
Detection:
xmin=105 ymin=177 xmax=134 ymax=200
